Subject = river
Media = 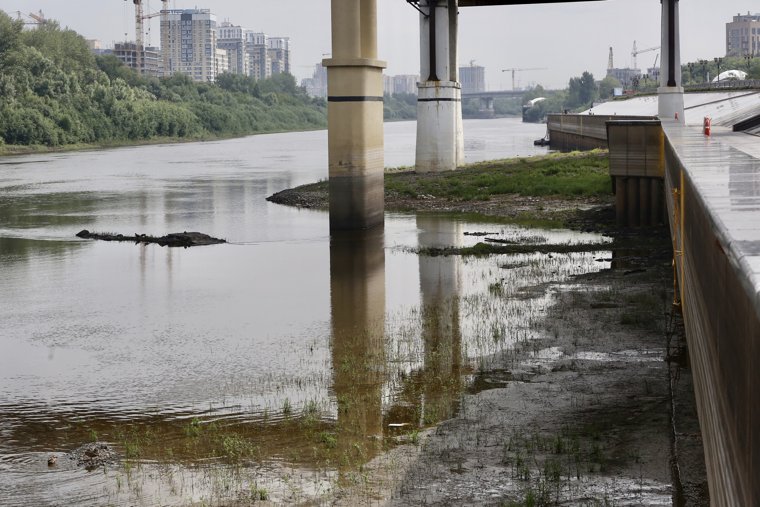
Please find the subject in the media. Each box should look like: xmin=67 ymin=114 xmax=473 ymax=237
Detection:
xmin=0 ymin=118 xmax=612 ymax=505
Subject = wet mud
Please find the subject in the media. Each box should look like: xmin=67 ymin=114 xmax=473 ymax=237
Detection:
xmin=382 ymin=224 xmax=709 ymax=506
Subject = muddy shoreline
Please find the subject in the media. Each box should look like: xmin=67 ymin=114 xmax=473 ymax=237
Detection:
xmin=267 ymin=180 xmax=609 ymax=229
xmin=268 ymin=173 xmax=708 ymax=505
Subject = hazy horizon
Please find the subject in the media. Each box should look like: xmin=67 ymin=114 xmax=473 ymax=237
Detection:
xmin=1 ymin=0 xmax=757 ymax=90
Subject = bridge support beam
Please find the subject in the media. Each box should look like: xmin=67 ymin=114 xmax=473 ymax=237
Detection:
xmin=416 ymin=0 xmax=465 ymax=173
xmin=658 ymin=0 xmax=684 ymax=123
xmin=324 ymin=0 xmax=386 ymax=230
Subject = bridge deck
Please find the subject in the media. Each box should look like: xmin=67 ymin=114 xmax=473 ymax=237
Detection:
xmin=663 ymin=122 xmax=760 ymax=505
xmin=459 ymin=0 xmax=602 ymax=6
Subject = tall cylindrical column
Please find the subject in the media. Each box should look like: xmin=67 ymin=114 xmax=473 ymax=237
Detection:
xmin=416 ymin=0 xmax=464 ymax=173
xmin=325 ymin=0 xmax=386 ymax=230
xmin=658 ymin=0 xmax=684 ymax=123
xmin=360 ymin=0 xmax=378 ymax=60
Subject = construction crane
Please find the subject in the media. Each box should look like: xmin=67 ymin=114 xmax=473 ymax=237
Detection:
xmin=631 ymin=40 xmax=659 ymax=71
xmin=127 ymin=0 xmax=168 ymax=75
xmin=648 ymin=53 xmax=660 ymax=80
xmin=28 ymin=10 xmax=48 ymax=25
xmin=501 ymin=67 xmax=548 ymax=91
xmin=15 ymin=10 xmax=48 ymax=26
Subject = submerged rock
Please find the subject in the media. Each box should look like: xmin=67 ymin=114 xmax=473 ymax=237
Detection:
xmin=75 ymin=230 xmax=226 ymax=247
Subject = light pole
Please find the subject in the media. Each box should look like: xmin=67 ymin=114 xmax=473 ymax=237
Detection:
xmin=687 ymin=62 xmax=694 ymax=85
xmin=714 ymin=57 xmax=723 ymax=83
xmin=745 ymin=54 xmax=752 ymax=74
xmin=698 ymin=59 xmax=708 ymax=83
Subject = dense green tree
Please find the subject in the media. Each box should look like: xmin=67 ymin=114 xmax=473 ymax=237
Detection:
xmin=0 ymin=13 xmax=23 ymax=66
xmin=0 ymin=11 xmax=326 ymax=149
xmin=598 ymin=76 xmax=622 ymax=100
xmin=383 ymin=93 xmax=417 ymax=120
xmin=566 ymin=71 xmax=597 ymax=110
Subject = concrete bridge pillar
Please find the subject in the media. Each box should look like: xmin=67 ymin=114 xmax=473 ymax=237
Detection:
xmin=324 ymin=0 xmax=386 ymax=230
xmin=416 ymin=0 xmax=465 ymax=173
xmin=479 ymin=96 xmax=495 ymax=117
xmin=658 ymin=0 xmax=684 ymax=123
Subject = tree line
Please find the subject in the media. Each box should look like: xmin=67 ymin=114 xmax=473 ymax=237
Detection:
xmin=0 ymin=12 xmax=326 ymax=148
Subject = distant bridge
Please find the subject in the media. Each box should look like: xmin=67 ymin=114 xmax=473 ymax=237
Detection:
xmin=461 ymin=89 xmax=558 ymax=114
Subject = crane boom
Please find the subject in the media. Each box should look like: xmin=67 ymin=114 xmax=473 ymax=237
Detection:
xmin=501 ymin=67 xmax=548 ymax=91
xmin=28 ymin=10 xmax=46 ymax=24
xmin=631 ymin=40 xmax=659 ymax=71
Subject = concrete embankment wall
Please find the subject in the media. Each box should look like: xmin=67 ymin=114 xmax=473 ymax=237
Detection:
xmin=546 ymin=114 xmax=655 ymax=151
xmin=663 ymin=124 xmax=759 ymax=506
xmin=607 ymin=120 xmax=665 ymax=227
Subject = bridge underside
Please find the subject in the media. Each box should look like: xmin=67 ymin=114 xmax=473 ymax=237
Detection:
xmin=458 ymin=0 xmax=601 ymax=6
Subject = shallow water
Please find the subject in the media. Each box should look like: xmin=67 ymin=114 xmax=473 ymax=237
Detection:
xmin=0 ymin=118 xmax=615 ymax=504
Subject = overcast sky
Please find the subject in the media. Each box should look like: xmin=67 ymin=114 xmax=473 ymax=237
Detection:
xmin=1 ymin=0 xmax=757 ymax=89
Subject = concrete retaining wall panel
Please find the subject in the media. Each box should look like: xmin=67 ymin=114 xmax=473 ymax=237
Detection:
xmin=664 ymin=128 xmax=760 ymax=505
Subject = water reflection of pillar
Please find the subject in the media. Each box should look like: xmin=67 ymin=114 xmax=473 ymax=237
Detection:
xmin=330 ymin=229 xmax=386 ymax=460
xmin=417 ymin=216 xmax=463 ymax=423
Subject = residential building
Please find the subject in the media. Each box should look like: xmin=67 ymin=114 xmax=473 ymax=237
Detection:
xmin=86 ymin=39 xmax=113 ymax=57
xmin=383 ymin=74 xmax=419 ymax=95
xmin=217 ymin=22 xmax=248 ymax=75
xmin=393 ymin=75 xmax=418 ymax=95
xmin=245 ymin=31 xmax=271 ymax=80
xmin=383 ymin=75 xmax=395 ymax=94
xmin=726 ymin=12 xmax=760 ymax=56
xmin=460 ymin=64 xmax=485 ymax=93
xmin=302 ymin=63 xmax=327 ymax=98
xmin=114 ymin=42 xmax=164 ymax=78
xmin=267 ymin=37 xmax=291 ymax=75
xmin=161 ymin=9 xmax=218 ymax=82
xmin=215 ymin=47 xmax=230 ymax=76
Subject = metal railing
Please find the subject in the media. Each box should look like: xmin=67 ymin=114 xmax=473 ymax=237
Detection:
xmin=684 ymin=79 xmax=760 ymax=91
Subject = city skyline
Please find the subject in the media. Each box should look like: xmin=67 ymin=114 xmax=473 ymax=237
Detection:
xmin=1 ymin=0 xmax=757 ymax=89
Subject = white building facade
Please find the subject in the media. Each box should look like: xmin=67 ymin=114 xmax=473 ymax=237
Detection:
xmin=217 ymin=22 xmax=248 ymax=76
xmin=161 ymin=9 xmax=218 ymax=82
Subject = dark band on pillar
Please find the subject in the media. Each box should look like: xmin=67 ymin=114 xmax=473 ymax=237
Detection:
xmin=418 ymin=98 xmax=461 ymax=102
xmin=328 ymin=96 xmax=384 ymax=102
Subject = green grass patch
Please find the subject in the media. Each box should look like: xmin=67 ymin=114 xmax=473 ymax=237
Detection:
xmin=385 ymin=151 xmax=610 ymax=201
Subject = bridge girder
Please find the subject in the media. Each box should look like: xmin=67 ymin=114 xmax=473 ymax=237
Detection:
xmin=458 ymin=0 xmax=604 ymax=6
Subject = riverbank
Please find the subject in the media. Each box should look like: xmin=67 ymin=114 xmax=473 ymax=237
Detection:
xmin=0 ymin=126 xmax=327 ymax=158
xmin=267 ymin=153 xmax=709 ymax=505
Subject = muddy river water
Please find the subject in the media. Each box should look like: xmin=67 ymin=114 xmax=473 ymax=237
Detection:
xmin=0 ymin=118 xmax=622 ymax=505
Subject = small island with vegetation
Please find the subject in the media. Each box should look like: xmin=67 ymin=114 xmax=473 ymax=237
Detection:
xmin=268 ymin=150 xmax=613 ymax=229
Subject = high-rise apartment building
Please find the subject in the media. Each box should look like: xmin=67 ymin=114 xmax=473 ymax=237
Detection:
xmin=383 ymin=74 xmax=419 ymax=95
xmin=217 ymin=22 xmax=248 ymax=75
xmin=161 ymin=9 xmax=218 ymax=82
xmin=302 ymin=63 xmax=327 ymax=98
xmin=245 ymin=32 xmax=271 ymax=80
xmin=460 ymin=64 xmax=485 ymax=93
xmin=267 ymin=37 xmax=291 ymax=75
xmin=726 ymin=12 xmax=760 ymax=56
xmin=394 ymin=75 xmax=419 ymax=95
